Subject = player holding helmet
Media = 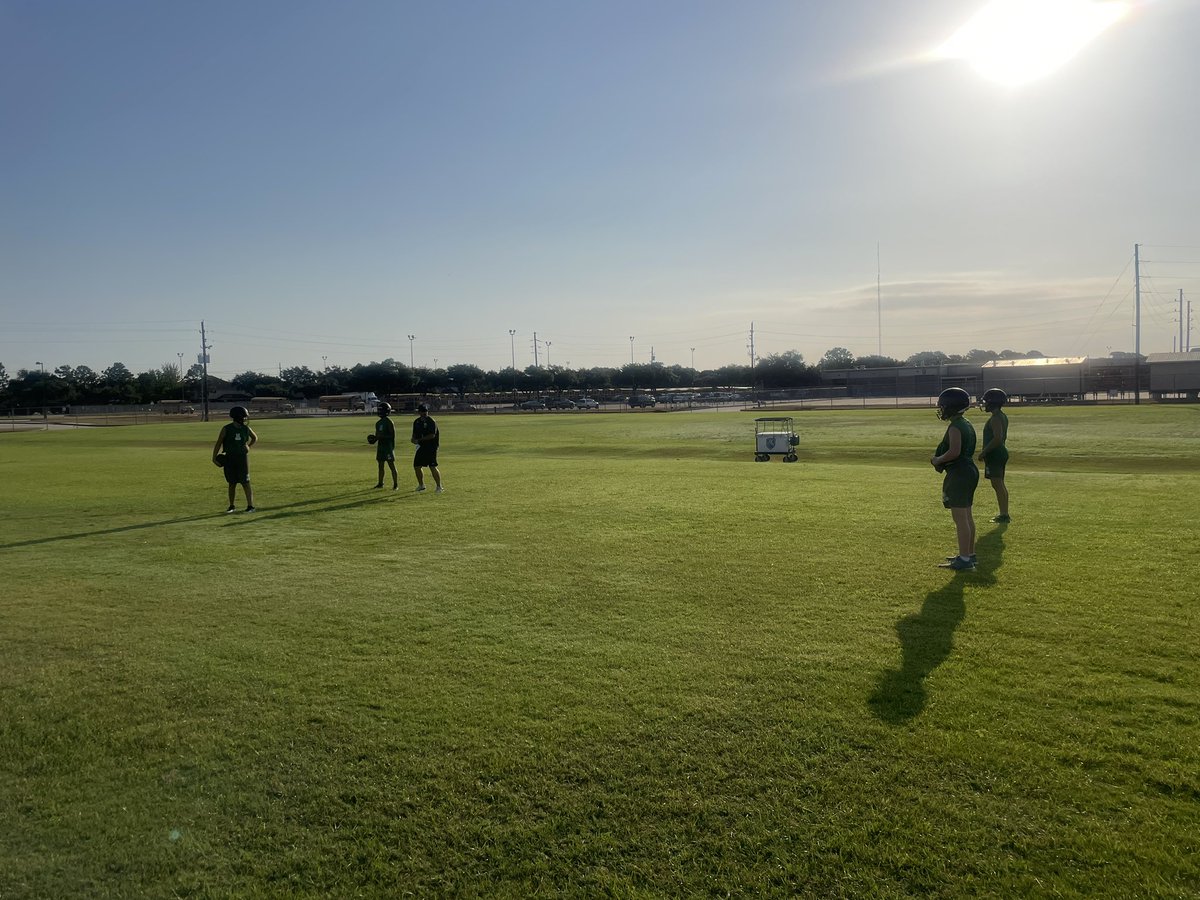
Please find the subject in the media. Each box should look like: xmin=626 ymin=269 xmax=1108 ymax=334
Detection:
xmin=930 ymin=387 xmax=978 ymax=570
xmin=212 ymin=406 xmax=258 ymax=513
xmin=977 ymin=388 xmax=1011 ymax=523
xmin=371 ymin=401 xmax=399 ymax=490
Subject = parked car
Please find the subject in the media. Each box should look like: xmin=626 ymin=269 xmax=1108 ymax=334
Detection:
xmin=628 ymin=395 xmax=657 ymax=408
xmin=518 ymin=399 xmax=547 ymax=410
xmin=451 ymin=401 xmax=477 ymax=411
xmin=573 ymin=397 xmax=600 ymax=409
xmin=546 ymin=398 xmax=576 ymax=409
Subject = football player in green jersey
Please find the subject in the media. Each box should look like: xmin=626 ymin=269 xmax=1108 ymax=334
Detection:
xmin=977 ymin=388 xmax=1010 ymax=523
xmin=373 ymin=402 xmax=399 ymax=490
xmin=931 ymin=387 xmax=979 ymax=570
xmin=212 ymin=406 xmax=258 ymax=512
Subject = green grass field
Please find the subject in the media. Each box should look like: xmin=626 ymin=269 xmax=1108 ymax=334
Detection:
xmin=2 ymin=406 xmax=1198 ymax=898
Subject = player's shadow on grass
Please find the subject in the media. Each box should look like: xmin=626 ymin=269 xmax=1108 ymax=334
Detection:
xmin=0 ymin=491 xmax=380 ymax=549
xmin=223 ymin=490 xmax=402 ymax=524
xmin=869 ymin=526 xmax=1006 ymax=725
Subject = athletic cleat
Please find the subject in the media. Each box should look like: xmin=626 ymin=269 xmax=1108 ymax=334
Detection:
xmin=938 ymin=556 xmax=976 ymax=571
xmin=245 ymin=506 xmax=256 ymax=513
xmin=225 ymin=505 xmax=236 ymax=513
xmin=991 ymin=514 xmax=1011 ymax=523
xmin=415 ymin=485 xmax=426 ymax=492
xmin=435 ymin=486 xmax=444 ymax=494
xmin=945 ymin=554 xmax=977 ymax=564
xmin=373 ymin=483 xmax=384 ymax=489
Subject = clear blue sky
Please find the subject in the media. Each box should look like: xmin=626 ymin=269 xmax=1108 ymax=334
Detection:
xmin=3 ymin=0 xmax=1198 ymax=380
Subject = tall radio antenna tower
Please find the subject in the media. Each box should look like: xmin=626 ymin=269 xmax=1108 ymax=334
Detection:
xmin=877 ymin=243 xmax=882 ymax=357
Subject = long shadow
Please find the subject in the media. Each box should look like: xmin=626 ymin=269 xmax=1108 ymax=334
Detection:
xmin=0 ymin=490 xmax=381 ymax=550
xmin=869 ymin=525 xmax=1007 ymax=724
xmin=223 ymin=490 xmax=405 ymax=525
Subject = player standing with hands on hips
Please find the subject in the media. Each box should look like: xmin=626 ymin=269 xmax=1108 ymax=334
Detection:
xmin=977 ymin=387 xmax=1011 ymax=523
xmin=369 ymin=401 xmax=399 ymax=490
xmin=930 ymin=387 xmax=978 ymax=570
xmin=212 ymin=406 xmax=258 ymax=513
xmin=411 ymin=403 xmax=443 ymax=493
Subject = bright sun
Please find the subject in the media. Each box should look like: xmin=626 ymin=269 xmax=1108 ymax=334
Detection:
xmin=937 ymin=0 xmax=1130 ymax=87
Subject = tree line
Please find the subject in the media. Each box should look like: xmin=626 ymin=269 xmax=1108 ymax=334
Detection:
xmin=0 ymin=347 xmax=1046 ymax=409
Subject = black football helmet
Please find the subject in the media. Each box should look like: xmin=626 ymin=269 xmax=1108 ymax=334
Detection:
xmin=229 ymin=406 xmax=249 ymax=422
xmin=376 ymin=401 xmax=392 ymax=415
xmin=936 ymin=387 xmax=971 ymax=420
xmin=980 ymin=388 xmax=1007 ymax=411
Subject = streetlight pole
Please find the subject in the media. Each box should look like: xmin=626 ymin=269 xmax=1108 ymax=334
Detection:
xmin=629 ymin=336 xmax=635 ymax=364
xmin=509 ymin=329 xmax=517 ymax=399
xmin=36 ymin=360 xmax=45 ymax=422
xmin=408 ymin=335 xmax=416 ymax=371
xmin=178 ymin=352 xmax=185 ymax=399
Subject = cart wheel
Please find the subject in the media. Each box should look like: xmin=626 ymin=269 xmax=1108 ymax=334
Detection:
xmin=754 ymin=453 xmax=770 ymax=462
xmin=783 ymin=453 xmax=798 ymax=463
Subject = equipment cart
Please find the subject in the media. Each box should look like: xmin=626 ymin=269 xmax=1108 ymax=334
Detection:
xmin=754 ymin=416 xmax=799 ymax=462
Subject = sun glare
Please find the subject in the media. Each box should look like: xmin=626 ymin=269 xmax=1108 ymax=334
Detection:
xmin=938 ymin=0 xmax=1130 ymax=87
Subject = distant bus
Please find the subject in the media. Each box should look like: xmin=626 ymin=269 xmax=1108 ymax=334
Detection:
xmin=318 ymin=393 xmax=367 ymax=412
xmin=384 ymin=393 xmax=439 ymax=412
xmin=250 ymin=396 xmax=295 ymax=413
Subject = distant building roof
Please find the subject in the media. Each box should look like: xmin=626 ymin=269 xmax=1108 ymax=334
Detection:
xmin=980 ymin=357 xmax=1087 ymax=368
xmin=1146 ymin=352 xmax=1200 ymax=363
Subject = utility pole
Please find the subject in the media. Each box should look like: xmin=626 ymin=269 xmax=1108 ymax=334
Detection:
xmin=200 ymin=321 xmax=212 ymax=422
xmin=178 ymin=352 xmax=185 ymax=400
xmin=1134 ymin=244 xmax=1141 ymax=405
xmin=532 ymin=332 xmax=539 ymax=368
xmin=629 ymin=336 xmax=635 ymax=364
xmin=1188 ymin=300 xmax=1193 ymax=352
xmin=1180 ymin=289 xmax=1185 ymax=355
xmin=509 ymin=329 xmax=517 ymax=397
xmin=749 ymin=321 xmax=756 ymax=382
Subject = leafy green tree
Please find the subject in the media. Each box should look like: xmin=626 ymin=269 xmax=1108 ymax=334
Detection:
xmin=446 ymin=363 xmax=486 ymax=393
xmin=819 ymin=347 xmax=855 ymax=369
xmin=575 ymin=367 xmax=616 ymax=393
xmin=853 ymin=354 xmax=902 ymax=369
xmin=183 ymin=364 xmax=204 ymax=400
xmin=0 ymin=362 xmax=8 ymax=401
xmin=230 ymin=371 xmax=270 ymax=393
xmin=523 ymin=365 xmax=553 ymax=393
xmin=708 ymin=364 xmax=752 ymax=388
xmin=904 ymin=351 xmax=949 ymax=367
xmin=102 ymin=363 xmax=138 ymax=402
xmin=755 ymin=350 xmax=815 ymax=389
xmin=347 ymin=359 xmax=413 ymax=394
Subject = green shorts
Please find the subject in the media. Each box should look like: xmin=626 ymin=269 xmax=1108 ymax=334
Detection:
xmin=942 ymin=462 xmax=979 ymax=509
xmin=983 ymin=448 xmax=1008 ymax=480
xmin=223 ymin=454 xmax=250 ymax=485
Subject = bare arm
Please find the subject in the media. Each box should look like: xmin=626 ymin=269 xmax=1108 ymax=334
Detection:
xmin=978 ymin=414 xmax=1006 ymax=459
xmin=247 ymin=427 xmax=258 ymax=449
xmin=212 ymin=426 xmax=227 ymax=461
xmin=931 ymin=426 xmax=962 ymax=468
